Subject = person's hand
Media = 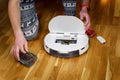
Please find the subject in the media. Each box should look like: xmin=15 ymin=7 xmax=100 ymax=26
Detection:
xmin=11 ymin=33 xmax=28 ymax=61
xmin=79 ymin=7 xmax=90 ymax=30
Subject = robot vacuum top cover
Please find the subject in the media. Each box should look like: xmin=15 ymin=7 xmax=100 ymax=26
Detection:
xmin=48 ymin=16 xmax=85 ymax=34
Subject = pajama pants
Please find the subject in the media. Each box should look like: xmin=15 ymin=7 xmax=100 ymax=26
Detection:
xmin=20 ymin=0 xmax=76 ymax=40
xmin=62 ymin=0 xmax=77 ymax=16
xmin=20 ymin=1 xmax=39 ymax=40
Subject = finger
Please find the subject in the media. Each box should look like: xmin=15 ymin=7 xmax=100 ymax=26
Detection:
xmin=84 ymin=15 xmax=89 ymax=24
xmin=15 ymin=46 xmax=20 ymax=61
xmin=87 ymin=22 xmax=91 ymax=28
xmin=12 ymin=47 xmax=16 ymax=58
xmin=20 ymin=44 xmax=26 ymax=54
xmin=85 ymin=25 xmax=89 ymax=31
xmin=24 ymin=42 xmax=28 ymax=52
xmin=10 ymin=46 xmax=14 ymax=55
xmin=85 ymin=22 xmax=90 ymax=30
xmin=85 ymin=22 xmax=89 ymax=29
xmin=85 ymin=17 xmax=90 ymax=29
xmin=80 ymin=14 xmax=84 ymax=20
xmin=13 ymin=47 xmax=17 ymax=60
xmin=86 ymin=21 xmax=90 ymax=30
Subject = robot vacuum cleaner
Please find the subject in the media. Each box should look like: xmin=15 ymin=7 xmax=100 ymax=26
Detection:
xmin=44 ymin=16 xmax=89 ymax=58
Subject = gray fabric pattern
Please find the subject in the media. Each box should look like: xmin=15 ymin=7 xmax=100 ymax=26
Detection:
xmin=62 ymin=0 xmax=76 ymax=16
xmin=20 ymin=0 xmax=39 ymax=40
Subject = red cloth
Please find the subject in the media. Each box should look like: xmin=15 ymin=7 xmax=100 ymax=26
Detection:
xmin=86 ymin=28 xmax=96 ymax=37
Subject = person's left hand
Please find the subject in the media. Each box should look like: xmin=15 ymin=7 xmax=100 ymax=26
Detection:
xmin=79 ymin=7 xmax=90 ymax=30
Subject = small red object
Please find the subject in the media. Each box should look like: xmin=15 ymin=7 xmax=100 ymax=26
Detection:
xmin=86 ymin=28 xmax=95 ymax=37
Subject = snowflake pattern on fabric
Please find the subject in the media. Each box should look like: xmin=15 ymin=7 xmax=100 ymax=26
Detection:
xmin=20 ymin=0 xmax=39 ymax=40
xmin=62 ymin=0 xmax=76 ymax=16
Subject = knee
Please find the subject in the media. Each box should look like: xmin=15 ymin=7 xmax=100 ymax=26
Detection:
xmin=23 ymin=21 xmax=39 ymax=40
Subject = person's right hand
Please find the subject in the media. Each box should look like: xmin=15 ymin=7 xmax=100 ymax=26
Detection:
xmin=11 ymin=33 xmax=28 ymax=61
xmin=79 ymin=7 xmax=90 ymax=30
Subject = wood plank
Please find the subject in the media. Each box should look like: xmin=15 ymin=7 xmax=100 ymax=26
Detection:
xmin=114 ymin=0 xmax=120 ymax=17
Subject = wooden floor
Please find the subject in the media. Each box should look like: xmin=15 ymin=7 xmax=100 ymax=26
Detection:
xmin=0 ymin=0 xmax=120 ymax=80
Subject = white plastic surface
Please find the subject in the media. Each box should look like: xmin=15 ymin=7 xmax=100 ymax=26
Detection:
xmin=44 ymin=33 xmax=89 ymax=53
xmin=44 ymin=16 xmax=89 ymax=55
xmin=97 ymin=36 xmax=106 ymax=44
xmin=48 ymin=16 xmax=85 ymax=34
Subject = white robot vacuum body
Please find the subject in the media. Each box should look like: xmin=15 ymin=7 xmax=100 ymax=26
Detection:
xmin=44 ymin=16 xmax=89 ymax=58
